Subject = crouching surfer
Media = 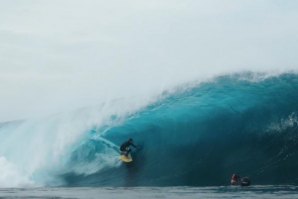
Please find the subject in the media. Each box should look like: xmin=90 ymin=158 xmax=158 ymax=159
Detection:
xmin=120 ymin=138 xmax=136 ymax=157
xmin=230 ymin=174 xmax=251 ymax=186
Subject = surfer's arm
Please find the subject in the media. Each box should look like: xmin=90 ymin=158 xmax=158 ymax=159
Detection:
xmin=131 ymin=143 xmax=137 ymax=148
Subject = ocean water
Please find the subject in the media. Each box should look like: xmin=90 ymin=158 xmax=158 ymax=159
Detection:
xmin=0 ymin=72 xmax=298 ymax=197
xmin=1 ymin=186 xmax=298 ymax=199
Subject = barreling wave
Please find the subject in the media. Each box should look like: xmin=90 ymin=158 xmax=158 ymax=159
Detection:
xmin=1 ymin=72 xmax=298 ymax=187
xmin=61 ymin=72 xmax=298 ymax=186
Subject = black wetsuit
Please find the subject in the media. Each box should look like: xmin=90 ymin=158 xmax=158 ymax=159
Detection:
xmin=120 ymin=140 xmax=136 ymax=155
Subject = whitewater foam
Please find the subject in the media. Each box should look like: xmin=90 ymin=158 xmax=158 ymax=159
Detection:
xmin=0 ymin=156 xmax=34 ymax=187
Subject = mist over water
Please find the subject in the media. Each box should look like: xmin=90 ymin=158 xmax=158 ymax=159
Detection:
xmin=1 ymin=0 xmax=298 ymax=121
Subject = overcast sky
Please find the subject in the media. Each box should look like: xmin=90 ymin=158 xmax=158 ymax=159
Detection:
xmin=1 ymin=0 xmax=298 ymax=121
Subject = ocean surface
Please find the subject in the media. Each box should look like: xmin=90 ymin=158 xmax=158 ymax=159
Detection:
xmin=1 ymin=186 xmax=298 ymax=199
xmin=0 ymin=72 xmax=298 ymax=197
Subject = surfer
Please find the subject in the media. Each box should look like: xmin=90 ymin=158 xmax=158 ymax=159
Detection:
xmin=120 ymin=138 xmax=136 ymax=157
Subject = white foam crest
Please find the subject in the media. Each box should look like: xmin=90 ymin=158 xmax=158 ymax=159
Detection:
xmin=223 ymin=70 xmax=298 ymax=83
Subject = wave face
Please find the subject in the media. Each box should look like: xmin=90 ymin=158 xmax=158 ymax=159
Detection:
xmin=61 ymin=72 xmax=298 ymax=186
xmin=1 ymin=72 xmax=298 ymax=187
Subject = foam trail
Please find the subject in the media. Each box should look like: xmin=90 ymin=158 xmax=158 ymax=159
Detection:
xmin=91 ymin=134 xmax=120 ymax=152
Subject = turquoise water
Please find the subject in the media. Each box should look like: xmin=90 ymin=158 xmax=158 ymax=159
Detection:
xmin=66 ymin=73 xmax=298 ymax=186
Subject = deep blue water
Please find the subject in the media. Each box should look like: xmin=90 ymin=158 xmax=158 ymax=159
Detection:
xmin=61 ymin=73 xmax=298 ymax=187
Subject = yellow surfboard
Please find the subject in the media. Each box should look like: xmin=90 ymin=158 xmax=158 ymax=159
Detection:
xmin=120 ymin=154 xmax=133 ymax=163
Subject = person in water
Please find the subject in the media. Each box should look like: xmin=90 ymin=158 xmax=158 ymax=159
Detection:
xmin=120 ymin=138 xmax=136 ymax=157
xmin=231 ymin=174 xmax=251 ymax=186
xmin=240 ymin=177 xmax=251 ymax=186
xmin=231 ymin=174 xmax=240 ymax=185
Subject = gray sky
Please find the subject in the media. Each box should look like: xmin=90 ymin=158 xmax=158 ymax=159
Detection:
xmin=1 ymin=0 xmax=298 ymax=121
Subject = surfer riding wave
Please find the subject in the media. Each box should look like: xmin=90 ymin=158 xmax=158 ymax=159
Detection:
xmin=120 ymin=138 xmax=136 ymax=157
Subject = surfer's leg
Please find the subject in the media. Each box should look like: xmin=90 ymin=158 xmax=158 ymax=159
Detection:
xmin=124 ymin=147 xmax=131 ymax=156
xmin=127 ymin=148 xmax=132 ymax=156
